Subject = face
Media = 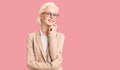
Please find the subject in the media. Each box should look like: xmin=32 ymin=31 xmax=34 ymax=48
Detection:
xmin=40 ymin=6 xmax=59 ymax=26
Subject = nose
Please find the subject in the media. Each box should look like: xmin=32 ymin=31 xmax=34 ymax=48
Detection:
xmin=50 ymin=14 xmax=54 ymax=19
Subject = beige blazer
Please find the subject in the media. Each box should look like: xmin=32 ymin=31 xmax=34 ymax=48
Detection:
xmin=26 ymin=31 xmax=65 ymax=70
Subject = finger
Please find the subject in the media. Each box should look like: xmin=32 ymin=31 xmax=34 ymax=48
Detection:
xmin=50 ymin=28 xmax=52 ymax=31
xmin=53 ymin=24 xmax=57 ymax=27
xmin=49 ymin=26 xmax=53 ymax=31
xmin=53 ymin=24 xmax=57 ymax=30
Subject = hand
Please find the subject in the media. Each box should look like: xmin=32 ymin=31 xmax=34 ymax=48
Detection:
xmin=48 ymin=24 xmax=57 ymax=37
xmin=49 ymin=24 xmax=57 ymax=32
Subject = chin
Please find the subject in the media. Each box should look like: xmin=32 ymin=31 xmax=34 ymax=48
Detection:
xmin=47 ymin=22 xmax=55 ymax=26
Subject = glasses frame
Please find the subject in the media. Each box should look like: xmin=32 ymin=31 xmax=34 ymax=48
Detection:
xmin=41 ymin=12 xmax=59 ymax=18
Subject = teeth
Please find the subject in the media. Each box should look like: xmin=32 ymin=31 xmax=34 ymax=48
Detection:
xmin=49 ymin=20 xmax=54 ymax=23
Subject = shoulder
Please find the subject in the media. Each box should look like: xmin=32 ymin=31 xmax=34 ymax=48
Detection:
xmin=27 ymin=32 xmax=38 ymax=39
xmin=56 ymin=32 xmax=65 ymax=39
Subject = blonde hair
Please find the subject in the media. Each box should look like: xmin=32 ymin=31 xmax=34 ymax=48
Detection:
xmin=36 ymin=2 xmax=59 ymax=25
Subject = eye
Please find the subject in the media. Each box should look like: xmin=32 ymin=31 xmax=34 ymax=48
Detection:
xmin=46 ymin=12 xmax=51 ymax=15
xmin=53 ymin=13 xmax=58 ymax=16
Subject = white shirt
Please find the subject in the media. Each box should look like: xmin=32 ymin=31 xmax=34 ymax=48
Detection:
xmin=40 ymin=30 xmax=48 ymax=56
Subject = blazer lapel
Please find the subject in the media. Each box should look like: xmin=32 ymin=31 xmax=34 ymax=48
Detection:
xmin=46 ymin=45 xmax=52 ymax=62
xmin=36 ymin=31 xmax=46 ymax=62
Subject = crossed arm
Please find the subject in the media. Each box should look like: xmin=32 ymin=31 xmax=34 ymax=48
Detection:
xmin=26 ymin=33 xmax=65 ymax=70
xmin=49 ymin=32 xmax=65 ymax=69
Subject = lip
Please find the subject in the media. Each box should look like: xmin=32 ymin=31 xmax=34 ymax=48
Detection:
xmin=48 ymin=19 xmax=54 ymax=23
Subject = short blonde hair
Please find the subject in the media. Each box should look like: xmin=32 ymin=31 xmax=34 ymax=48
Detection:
xmin=36 ymin=2 xmax=59 ymax=25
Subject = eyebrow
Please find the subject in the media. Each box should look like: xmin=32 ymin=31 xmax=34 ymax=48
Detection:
xmin=45 ymin=11 xmax=58 ymax=13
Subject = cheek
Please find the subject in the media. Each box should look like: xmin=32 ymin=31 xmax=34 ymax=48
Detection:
xmin=54 ymin=19 xmax=57 ymax=22
xmin=43 ymin=17 xmax=48 ymax=22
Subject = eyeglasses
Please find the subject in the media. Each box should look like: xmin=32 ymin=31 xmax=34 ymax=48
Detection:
xmin=41 ymin=12 xmax=59 ymax=18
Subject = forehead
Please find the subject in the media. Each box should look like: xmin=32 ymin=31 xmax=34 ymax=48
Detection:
xmin=43 ymin=5 xmax=59 ymax=13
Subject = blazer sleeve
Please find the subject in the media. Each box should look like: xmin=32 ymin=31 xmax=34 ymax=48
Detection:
xmin=26 ymin=34 xmax=53 ymax=70
xmin=49 ymin=33 xmax=65 ymax=69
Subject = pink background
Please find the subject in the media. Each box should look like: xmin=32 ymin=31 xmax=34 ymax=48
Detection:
xmin=0 ymin=0 xmax=120 ymax=70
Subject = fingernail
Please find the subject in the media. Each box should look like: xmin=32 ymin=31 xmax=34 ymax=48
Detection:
xmin=50 ymin=29 xmax=52 ymax=31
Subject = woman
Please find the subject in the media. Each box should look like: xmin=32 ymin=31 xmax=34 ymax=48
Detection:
xmin=26 ymin=2 xmax=65 ymax=70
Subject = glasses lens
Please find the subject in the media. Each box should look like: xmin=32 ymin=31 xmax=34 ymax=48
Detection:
xmin=42 ymin=12 xmax=59 ymax=18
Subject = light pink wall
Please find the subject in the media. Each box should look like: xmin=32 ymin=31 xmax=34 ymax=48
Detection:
xmin=0 ymin=0 xmax=120 ymax=70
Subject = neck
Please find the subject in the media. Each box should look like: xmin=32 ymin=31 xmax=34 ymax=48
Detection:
xmin=40 ymin=23 xmax=49 ymax=36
